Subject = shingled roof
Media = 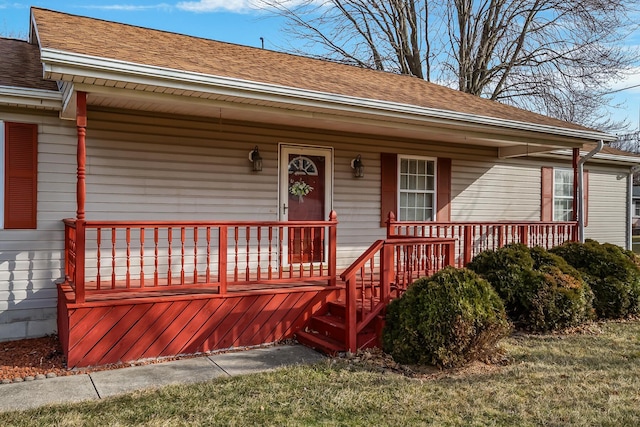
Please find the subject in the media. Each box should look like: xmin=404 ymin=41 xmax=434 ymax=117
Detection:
xmin=31 ymin=7 xmax=595 ymax=134
xmin=0 ymin=37 xmax=57 ymax=92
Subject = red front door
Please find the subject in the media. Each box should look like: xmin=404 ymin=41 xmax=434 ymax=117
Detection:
xmin=283 ymin=149 xmax=329 ymax=263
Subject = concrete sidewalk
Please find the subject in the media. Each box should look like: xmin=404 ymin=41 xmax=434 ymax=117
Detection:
xmin=0 ymin=344 xmax=324 ymax=412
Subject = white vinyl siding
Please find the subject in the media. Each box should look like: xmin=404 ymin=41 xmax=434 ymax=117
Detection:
xmin=451 ymin=161 xmax=541 ymax=221
xmin=553 ymin=168 xmax=574 ymax=221
xmin=0 ymin=110 xmax=76 ymax=341
xmin=583 ymin=168 xmax=626 ymax=246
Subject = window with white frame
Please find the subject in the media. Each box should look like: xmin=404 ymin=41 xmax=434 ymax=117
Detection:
xmin=635 ymin=202 xmax=640 ymax=217
xmin=398 ymin=156 xmax=436 ymax=221
xmin=553 ymin=168 xmax=574 ymax=221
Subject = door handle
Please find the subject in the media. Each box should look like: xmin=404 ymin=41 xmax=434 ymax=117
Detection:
xmin=283 ymin=203 xmax=288 ymax=215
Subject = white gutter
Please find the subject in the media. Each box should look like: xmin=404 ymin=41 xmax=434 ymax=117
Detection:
xmin=577 ymin=141 xmax=604 ymax=242
xmin=548 ymin=148 xmax=640 ymax=165
xmin=0 ymin=85 xmax=62 ymax=110
xmin=39 ymin=48 xmax=615 ymax=143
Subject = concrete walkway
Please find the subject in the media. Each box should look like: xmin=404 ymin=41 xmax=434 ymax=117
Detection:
xmin=0 ymin=345 xmax=324 ymax=412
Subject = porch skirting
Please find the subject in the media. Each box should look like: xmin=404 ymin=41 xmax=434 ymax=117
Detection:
xmin=57 ymin=283 xmax=341 ymax=368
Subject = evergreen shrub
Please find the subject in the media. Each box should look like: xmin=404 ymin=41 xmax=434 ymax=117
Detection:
xmin=382 ymin=267 xmax=510 ymax=368
xmin=550 ymin=240 xmax=640 ymax=319
xmin=467 ymin=244 xmax=594 ymax=332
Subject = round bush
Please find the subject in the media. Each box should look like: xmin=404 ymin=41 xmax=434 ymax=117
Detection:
xmin=467 ymin=244 xmax=594 ymax=332
xmin=382 ymin=267 xmax=510 ymax=368
xmin=550 ymin=241 xmax=640 ymax=319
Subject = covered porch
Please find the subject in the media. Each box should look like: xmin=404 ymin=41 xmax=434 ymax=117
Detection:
xmin=59 ymin=209 xmax=577 ymax=367
xmin=55 ymin=87 xmax=586 ymax=366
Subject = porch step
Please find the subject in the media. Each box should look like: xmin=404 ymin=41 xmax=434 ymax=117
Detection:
xmin=298 ymin=299 xmax=384 ymax=356
xmin=310 ymin=314 xmax=347 ymax=342
xmin=295 ymin=329 xmax=345 ymax=356
xmin=325 ymin=299 xmax=381 ymax=320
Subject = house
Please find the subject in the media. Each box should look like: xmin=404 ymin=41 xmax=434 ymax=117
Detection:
xmin=2 ymin=7 xmax=640 ymax=367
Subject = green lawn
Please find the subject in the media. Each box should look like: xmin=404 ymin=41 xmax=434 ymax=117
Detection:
xmin=633 ymin=235 xmax=640 ymax=254
xmin=1 ymin=320 xmax=639 ymax=426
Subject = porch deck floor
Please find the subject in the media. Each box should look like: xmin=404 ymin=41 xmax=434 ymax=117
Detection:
xmin=63 ymin=277 xmax=337 ymax=304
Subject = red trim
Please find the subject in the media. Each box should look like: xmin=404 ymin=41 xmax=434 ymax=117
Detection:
xmin=4 ymin=122 xmax=38 ymax=229
xmin=541 ymin=167 xmax=553 ymax=221
xmin=436 ymin=157 xmax=452 ymax=221
xmin=380 ymin=153 xmax=397 ymax=227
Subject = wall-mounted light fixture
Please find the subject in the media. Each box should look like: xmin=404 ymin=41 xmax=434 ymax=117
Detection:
xmin=249 ymin=146 xmax=263 ymax=172
xmin=351 ymin=155 xmax=364 ymax=178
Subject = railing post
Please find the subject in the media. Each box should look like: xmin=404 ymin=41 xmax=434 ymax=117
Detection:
xmin=497 ymin=225 xmax=505 ymax=248
xmin=345 ymin=277 xmax=357 ymax=353
xmin=463 ymin=226 xmax=473 ymax=266
xmin=328 ymin=211 xmax=337 ymax=286
xmin=64 ymin=222 xmax=70 ymax=281
xmin=386 ymin=212 xmax=396 ymax=238
xmin=75 ymin=220 xmax=86 ymax=304
xmin=218 ymin=225 xmax=228 ymax=295
xmin=521 ymin=225 xmax=530 ymax=247
xmin=446 ymin=241 xmax=456 ymax=268
xmin=381 ymin=243 xmax=393 ymax=303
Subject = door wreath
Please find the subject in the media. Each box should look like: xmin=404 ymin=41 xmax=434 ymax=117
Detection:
xmin=289 ymin=179 xmax=314 ymax=203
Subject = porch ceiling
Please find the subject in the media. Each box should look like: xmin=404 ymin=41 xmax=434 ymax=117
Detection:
xmin=56 ymin=77 xmax=597 ymax=153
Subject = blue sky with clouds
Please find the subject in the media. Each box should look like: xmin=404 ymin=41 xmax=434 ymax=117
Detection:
xmin=1 ymin=0 xmax=639 ymax=132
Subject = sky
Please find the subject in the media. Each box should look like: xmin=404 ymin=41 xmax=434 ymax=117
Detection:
xmin=1 ymin=0 xmax=639 ymax=133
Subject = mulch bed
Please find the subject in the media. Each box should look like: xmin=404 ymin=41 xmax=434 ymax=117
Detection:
xmin=0 ymin=336 xmax=72 ymax=381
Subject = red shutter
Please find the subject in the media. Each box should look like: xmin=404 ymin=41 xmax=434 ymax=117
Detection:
xmin=436 ymin=158 xmax=452 ymax=221
xmin=583 ymin=170 xmax=589 ymax=227
xmin=541 ymin=167 xmax=553 ymax=221
xmin=380 ymin=153 xmax=397 ymax=227
xmin=4 ymin=122 xmax=38 ymax=229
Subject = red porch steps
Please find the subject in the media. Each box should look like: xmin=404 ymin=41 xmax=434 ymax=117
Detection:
xmin=296 ymin=300 xmax=383 ymax=355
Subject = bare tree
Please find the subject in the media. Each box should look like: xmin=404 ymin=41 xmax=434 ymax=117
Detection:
xmin=257 ymin=0 xmax=639 ymax=131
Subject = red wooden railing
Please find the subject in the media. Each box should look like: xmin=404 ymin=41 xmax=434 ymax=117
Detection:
xmin=340 ymin=237 xmax=456 ymax=352
xmin=386 ymin=213 xmax=578 ymax=267
xmin=63 ymin=212 xmax=338 ymax=303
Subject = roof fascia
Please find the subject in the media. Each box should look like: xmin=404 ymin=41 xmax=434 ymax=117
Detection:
xmin=39 ymin=47 xmax=616 ymax=145
xmin=28 ymin=8 xmax=40 ymax=45
xmin=0 ymin=85 xmax=62 ymax=110
xmin=544 ymin=148 xmax=640 ymax=166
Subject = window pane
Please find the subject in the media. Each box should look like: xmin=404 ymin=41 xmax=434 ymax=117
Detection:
xmin=554 ymin=199 xmax=573 ymax=221
xmin=425 ymin=194 xmax=433 ymax=208
xmin=427 ymin=161 xmax=434 ymax=175
xmin=417 ymin=175 xmax=426 ymax=190
xmin=409 ymin=159 xmax=417 ymax=174
xmin=418 ymin=161 xmax=426 ymax=174
xmin=408 ymin=175 xmax=417 ymax=190
xmin=401 ymin=159 xmax=408 ymax=174
xmin=427 ymin=176 xmax=434 ymax=191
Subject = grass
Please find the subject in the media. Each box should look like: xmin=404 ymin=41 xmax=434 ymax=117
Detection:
xmin=1 ymin=320 xmax=639 ymax=426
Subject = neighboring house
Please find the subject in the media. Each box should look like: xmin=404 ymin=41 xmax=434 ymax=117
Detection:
xmin=633 ymin=186 xmax=640 ymax=233
xmin=2 ymin=7 xmax=640 ymax=366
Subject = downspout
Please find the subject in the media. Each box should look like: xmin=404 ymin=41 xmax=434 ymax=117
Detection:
xmin=577 ymin=140 xmax=603 ymax=242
